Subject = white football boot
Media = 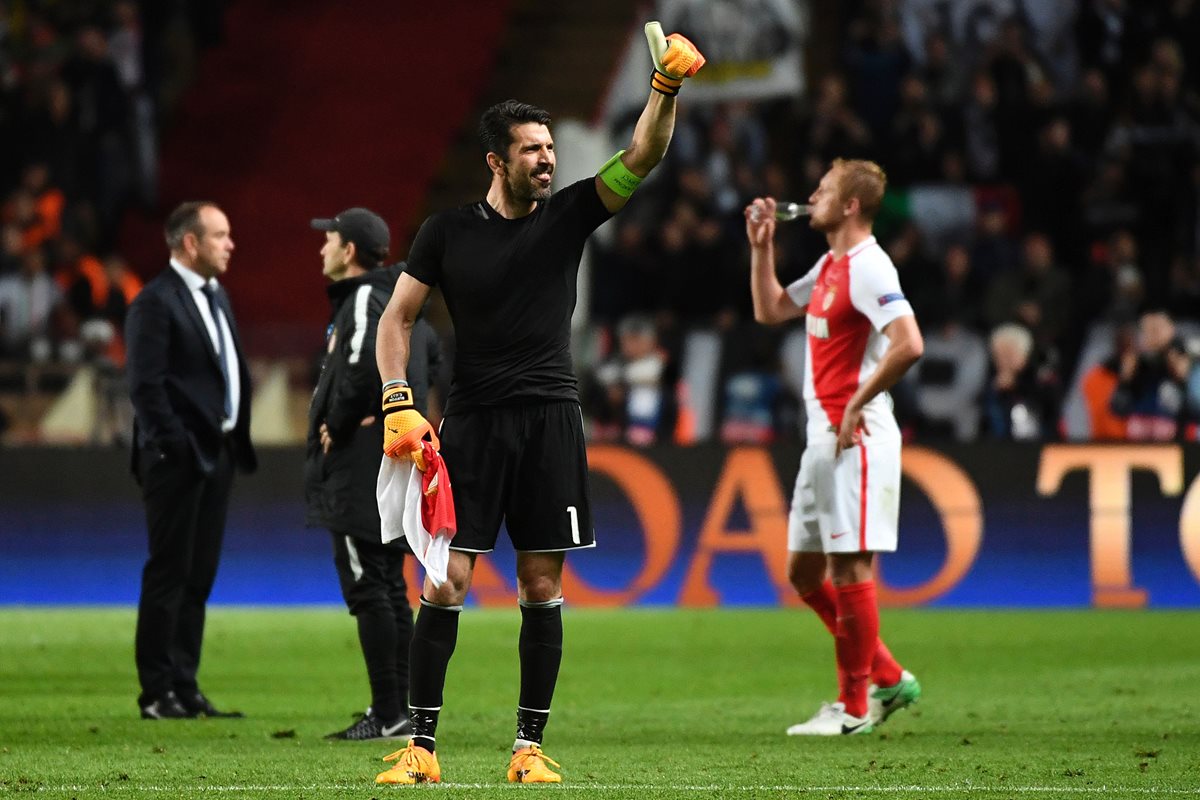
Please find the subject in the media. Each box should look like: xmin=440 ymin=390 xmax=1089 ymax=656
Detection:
xmin=786 ymin=701 xmax=874 ymax=736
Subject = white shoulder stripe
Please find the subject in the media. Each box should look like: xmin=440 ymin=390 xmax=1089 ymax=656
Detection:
xmin=347 ymin=285 xmax=372 ymax=364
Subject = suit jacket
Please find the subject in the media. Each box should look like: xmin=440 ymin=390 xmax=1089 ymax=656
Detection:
xmin=126 ymin=265 xmax=256 ymax=478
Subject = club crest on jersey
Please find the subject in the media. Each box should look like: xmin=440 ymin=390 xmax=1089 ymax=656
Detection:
xmin=822 ymin=287 xmax=836 ymax=311
xmin=807 ymin=315 xmax=830 ymax=339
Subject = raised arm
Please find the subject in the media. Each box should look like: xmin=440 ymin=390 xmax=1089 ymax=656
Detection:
xmin=595 ymin=23 xmax=705 ymax=213
xmin=745 ymin=197 xmax=807 ymax=325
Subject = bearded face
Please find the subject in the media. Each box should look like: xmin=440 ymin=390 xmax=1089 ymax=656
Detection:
xmin=499 ymin=122 xmax=555 ymax=204
xmin=506 ymin=159 xmax=553 ymax=203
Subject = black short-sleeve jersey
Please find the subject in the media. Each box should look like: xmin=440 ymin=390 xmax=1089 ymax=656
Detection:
xmin=404 ymin=177 xmax=612 ymax=414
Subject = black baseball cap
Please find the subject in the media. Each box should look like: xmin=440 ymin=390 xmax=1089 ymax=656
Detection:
xmin=310 ymin=207 xmax=390 ymax=265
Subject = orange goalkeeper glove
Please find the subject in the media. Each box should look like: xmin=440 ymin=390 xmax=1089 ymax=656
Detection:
xmin=645 ymin=21 xmax=706 ymax=96
xmin=382 ymin=381 xmax=439 ymax=471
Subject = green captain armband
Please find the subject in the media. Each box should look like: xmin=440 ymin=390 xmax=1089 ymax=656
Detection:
xmin=598 ymin=150 xmax=643 ymax=198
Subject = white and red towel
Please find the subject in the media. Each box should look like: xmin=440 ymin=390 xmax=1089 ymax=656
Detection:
xmin=377 ymin=441 xmax=456 ymax=587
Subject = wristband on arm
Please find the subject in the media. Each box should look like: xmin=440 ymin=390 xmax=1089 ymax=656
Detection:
xmin=381 ymin=382 xmax=438 ymax=466
xmin=382 ymin=383 xmax=413 ymax=414
xmin=651 ymin=70 xmax=684 ymax=96
xmin=598 ymin=150 xmax=643 ymax=198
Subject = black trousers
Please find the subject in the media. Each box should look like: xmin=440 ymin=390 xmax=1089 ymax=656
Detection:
xmin=331 ymin=533 xmax=412 ymax=720
xmin=134 ymin=440 xmax=234 ymax=703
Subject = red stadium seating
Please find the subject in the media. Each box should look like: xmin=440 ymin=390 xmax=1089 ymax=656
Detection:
xmin=118 ymin=1 xmax=511 ymax=356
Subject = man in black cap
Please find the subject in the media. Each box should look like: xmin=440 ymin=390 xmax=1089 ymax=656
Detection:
xmin=305 ymin=207 xmax=441 ymax=740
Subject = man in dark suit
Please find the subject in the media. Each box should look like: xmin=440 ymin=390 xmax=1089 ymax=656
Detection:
xmin=126 ymin=200 xmax=256 ymax=719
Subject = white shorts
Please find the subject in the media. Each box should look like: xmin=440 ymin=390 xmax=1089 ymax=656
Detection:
xmin=787 ymin=436 xmax=901 ymax=553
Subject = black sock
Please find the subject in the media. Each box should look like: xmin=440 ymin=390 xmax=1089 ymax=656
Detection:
xmin=410 ymin=711 xmax=439 ymax=754
xmin=391 ymin=593 xmax=413 ymax=719
xmin=409 ymin=598 xmax=461 ymax=752
xmin=516 ymin=598 xmax=563 ymax=745
xmin=354 ymin=604 xmax=402 ymax=722
xmin=516 ymin=708 xmax=551 ymax=747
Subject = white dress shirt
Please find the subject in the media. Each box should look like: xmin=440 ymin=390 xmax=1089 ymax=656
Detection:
xmin=170 ymin=258 xmax=241 ymax=432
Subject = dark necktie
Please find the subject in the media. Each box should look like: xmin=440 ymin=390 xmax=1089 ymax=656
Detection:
xmin=200 ymin=283 xmax=234 ymax=420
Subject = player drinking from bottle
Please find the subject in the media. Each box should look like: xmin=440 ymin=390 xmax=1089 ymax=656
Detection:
xmin=373 ymin=22 xmax=704 ymax=784
xmin=745 ymin=160 xmax=924 ymax=736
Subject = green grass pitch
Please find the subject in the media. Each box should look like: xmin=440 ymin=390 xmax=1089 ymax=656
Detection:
xmin=2 ymin=608 xmax=1199 ymax=799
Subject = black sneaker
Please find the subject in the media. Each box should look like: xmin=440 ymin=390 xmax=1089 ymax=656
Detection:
xmin=325 ymin=709 xmax=412 ymax=741
xmin=178 ymin=691 xmax=245 ymax=719
xmin=140 ymin=691 xmax=190 ymax=720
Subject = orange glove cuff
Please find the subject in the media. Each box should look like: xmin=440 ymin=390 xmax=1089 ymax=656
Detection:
xmin=382 ymin=384 xmax=413 ymax=414
xmin=382 ymin=385 xmax=440 ymax=464
xmin=651 ymin=70 xmax=684 ymax=96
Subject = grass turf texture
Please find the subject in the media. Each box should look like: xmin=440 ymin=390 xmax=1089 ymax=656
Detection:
xmin=1 ymin=609 xmax=1198 ymax=799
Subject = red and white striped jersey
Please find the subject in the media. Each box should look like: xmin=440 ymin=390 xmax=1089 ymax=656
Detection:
xmin=784 ymin=236 xmax=913 ymax=441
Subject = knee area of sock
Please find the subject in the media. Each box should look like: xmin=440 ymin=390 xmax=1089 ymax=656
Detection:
xmin=832 ymin=578 xmax=876 ymax=596
xmin=517 ymin=578 xmax=562 ymax=605
xmin=418 ymin=595 xmax=464 ymax=615
xmin=519 ymin=595 xmax=564 ymax=615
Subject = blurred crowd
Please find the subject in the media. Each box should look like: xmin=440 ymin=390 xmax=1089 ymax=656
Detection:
xmin=585 ymin=0 xmax=1200 ymax=445
xmin=2 ymin=1 xmax=1199 ymax=446
xmin=0 ymin=0 xmax=224 ymax=374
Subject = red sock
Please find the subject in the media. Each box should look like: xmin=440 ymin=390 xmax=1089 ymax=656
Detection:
xmin=801 ymin=580 xmax=902 ymax=688
xmin=834 ymin=581 xmax=879 ymax=718
xmin=799 ymin=580 xmax=838 ymax=634
xmin=800 ymin=580 xmax=847 ymax=690
xmin=871 ymin=638 xmax=903 ymax=689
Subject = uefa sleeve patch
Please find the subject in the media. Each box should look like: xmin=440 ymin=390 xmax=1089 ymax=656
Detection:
xmin=878 ymin=293 xmax=905 ymax=306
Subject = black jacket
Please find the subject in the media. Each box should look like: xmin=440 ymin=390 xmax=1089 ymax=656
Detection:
xmin=304 ymin=263 xmax=441 ymax=540
xmin=126 ymin=266 xmax=256 ymax=477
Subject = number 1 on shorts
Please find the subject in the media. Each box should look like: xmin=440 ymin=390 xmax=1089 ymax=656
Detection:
xmin=566 ymin=505 xmax=580 ymax=544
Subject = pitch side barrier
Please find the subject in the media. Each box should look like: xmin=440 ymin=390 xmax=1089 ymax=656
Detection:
xmin=1 ymin=444 xmax=1198 ymax=607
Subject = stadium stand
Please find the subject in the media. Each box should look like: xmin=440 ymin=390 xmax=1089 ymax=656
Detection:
xmin=1 ymin=0 xmax=1197 ymax=445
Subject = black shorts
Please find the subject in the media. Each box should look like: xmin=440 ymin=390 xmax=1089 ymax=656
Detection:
xmin=439 ymin=401 xmax=595 ymax=553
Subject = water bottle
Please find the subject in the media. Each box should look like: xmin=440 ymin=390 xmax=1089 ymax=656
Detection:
xmin=750 ymin=202 xmax=811 ymax=222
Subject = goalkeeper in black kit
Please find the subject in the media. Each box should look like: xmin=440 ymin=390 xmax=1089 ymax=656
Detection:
xmin=371 ymin=22 xmax=705 ymax=785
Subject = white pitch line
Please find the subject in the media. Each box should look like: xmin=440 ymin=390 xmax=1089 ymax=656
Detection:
xmin=28 ymin=784 xmax=1200 ymax=795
